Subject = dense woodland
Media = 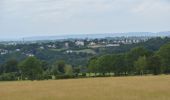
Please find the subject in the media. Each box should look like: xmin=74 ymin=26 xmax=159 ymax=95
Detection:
xmin=0 ymin=37 xmax=170 ymax=81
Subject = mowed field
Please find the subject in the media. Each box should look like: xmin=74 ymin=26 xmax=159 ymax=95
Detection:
xmin=0 ymin=75 xmax=170 ymax=100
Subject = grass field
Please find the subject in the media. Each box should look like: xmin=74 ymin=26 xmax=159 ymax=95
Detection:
xmin=74 ymin=49 xmax=96 ymax=54
xmin=0 ymin=75 xmax=170 ymax=100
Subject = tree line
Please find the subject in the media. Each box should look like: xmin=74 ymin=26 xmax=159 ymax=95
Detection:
xmin=0 ymin=42 xmax=170 ymax=81
xmin=0 ymin=57 xmax=76 ymax=81
xmin=88 ymin=42 xmax=170 ymax=76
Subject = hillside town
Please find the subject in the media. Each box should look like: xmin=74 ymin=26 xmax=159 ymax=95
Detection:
xmin=0 ymin=36 xmax=150 ymax=56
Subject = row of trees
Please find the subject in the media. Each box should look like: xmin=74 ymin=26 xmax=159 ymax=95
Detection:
xmin=1 ymin=42 xmax=170 ymax=81
xmin=88 ymin=42 xmax=170 ymax=76
xmin=0 ymin=57 xmax=74 ymax=81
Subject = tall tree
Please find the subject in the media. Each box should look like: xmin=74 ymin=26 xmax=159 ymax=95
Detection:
xmin=64 ymin=65 xmax=73 ymax=75
xmin=57 ymin=60 xmax=66 ymax=74
xmin=126 ymin=46 xmax=152 ymax=74
xmin=157 ymin=42 xmax=170 ymax=73
xmin=18 ymin=57 xmax=43 ymax=80
xmin=88 ymin=57 xmax=98 ymax=73
xmin=41 ymin=61 xmax=49 ymax=71
xmin=97 ymin=55 xmax=113 ymax=75
xmin=147 ymin=55 xmax=161 ymax=75
xmin=111 ymin=54 xmax=127 ymax=76
xmin=0 ymin=64 xmax=4 ymax=75
xmin=51 ymin=62 xmax=59 ymax=76
xmin=4 ymin=59 xmax=18 ymax=73
xmin=134 ymin=56 xmax=147 ymax=75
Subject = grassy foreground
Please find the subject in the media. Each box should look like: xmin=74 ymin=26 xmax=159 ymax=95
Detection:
xmin=0 ymin=75 xmax=170 ymax=100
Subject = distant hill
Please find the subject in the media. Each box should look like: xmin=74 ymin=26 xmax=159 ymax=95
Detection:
xmin=23 ymin=31 xmax=170 ymax=41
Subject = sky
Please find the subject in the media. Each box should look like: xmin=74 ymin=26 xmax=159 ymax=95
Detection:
xmin=0 ymin=0 xmax=170 ymax=39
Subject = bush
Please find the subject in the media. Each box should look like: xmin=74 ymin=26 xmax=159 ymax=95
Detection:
xmin=55 ymin=75 xmax=76 ymax=79
xmin=77 ymin=73 xmax=86 ymax=78
xmin=0 ymin=73 xmax=18 ymax=81
xmin=41 ymin=74 xmax=52 ymax=80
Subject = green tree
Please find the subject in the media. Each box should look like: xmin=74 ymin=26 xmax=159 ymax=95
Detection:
xmin=126 ymin=46 xmax=152 ymax=74
xmin=134 ymin=56 xmax=147 ymax=75
xmin=88 ymin=57 xmax=98 ymax=73
xmin=0 ymin=73 xmax=17 ymax=81
xmin=111 ymin=54 xmax=127 ymax=76
xmin=64 ymin=65 xmax=73 ymax=75
xmin=157 ymin=42 xmax=170 ymax=73
xmin=147 ymin=55 xmax=161 ymax=75
xmin=0 ymin=64 xmax=5 ymax=75
xmin=51 ymin=60 xmax=66 ymax=75
xmin=57 ymin=60 xmax=66 ymax=74
xmin=41 ymin=61 xmax=49 ymax=71
xmin=97 ymin=55 xmax=113 ymax=75
xmin=51 ymin=62 xmax=59 ymax=76
xmin=18 ymin=57 xmax=43 ymax=80
xmin=4 ymin=59 xmax=18 ymax=73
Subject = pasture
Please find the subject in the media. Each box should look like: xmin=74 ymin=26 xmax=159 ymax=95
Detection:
xmin=0 ymin=75 xmax=170 ymax=100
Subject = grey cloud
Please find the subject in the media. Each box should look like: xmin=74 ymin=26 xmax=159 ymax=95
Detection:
xmin=0 ymin=0 xmax=170 ymax=38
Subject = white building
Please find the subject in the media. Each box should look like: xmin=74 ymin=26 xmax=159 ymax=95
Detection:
xmin=66 ymin=50 xmax=73 ymax=54
xmin=75 ymin=41 xmax=84 ymax=46
xmin=65 ymin=42 xmax=69 ymax=48
xmin=40 ymin=46 xmax=45 ymax=49
xmin=89 ymin=42 xmax=96 ymax=46
xmin=16 ymin=49 xmax=21 ymax=52
xmin=0 ymin=50 xmax=8 ymax=55
xmin=26 ymin=53 xmax=34 ymax=57
xmin=106 ymin=44 xmax=120 ymax=47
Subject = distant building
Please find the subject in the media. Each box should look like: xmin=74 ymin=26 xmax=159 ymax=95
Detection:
xmin=75 ymin=41 xmax=84 ymax=46
xmin=88 ymin=42 xmax=96 ymax=46
xmin=102 ymin=41 xmax=106 ymax=44
xmin=47 ymin=45 xmax=56 ymax=48
xmin=47 ymin=45 xmax=52 ymax=48
xmin=0 ymin=50 xmax=8 ymax=55
xmin=26 ymin=53 xmax=34 ymax=57
xmin=40 ymin=46 xmax=44 ymax=49
xmin=7 ymin=42 xmax=17 ymax=46
xmin=66 ymin=50 xmax=73 ymax=54
xmin=65 ymin=42 xmax=69 ymax=48
xmin=16 ymin=49 xmax=21 ymax=52
xmin=106 ymin=44 xmax=120 ymax=47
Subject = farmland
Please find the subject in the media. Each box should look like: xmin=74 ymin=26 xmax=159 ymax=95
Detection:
xmin=0 ymin=75 xmax=170 ymax=100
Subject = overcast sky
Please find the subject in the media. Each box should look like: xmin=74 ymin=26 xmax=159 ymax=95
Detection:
xmin=0 ymin=0 xmax=170 ymax=39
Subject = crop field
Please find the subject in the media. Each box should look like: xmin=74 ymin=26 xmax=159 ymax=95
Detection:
xmin=0 ymin=75 xmax=170 ymax=100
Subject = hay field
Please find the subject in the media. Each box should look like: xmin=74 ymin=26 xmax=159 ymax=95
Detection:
xmin=0 ymin=75 xmax=170 ymax=100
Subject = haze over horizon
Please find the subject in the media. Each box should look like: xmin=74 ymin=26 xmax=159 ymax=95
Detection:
xmin=0 ymin=0 xmax=170 ymax=39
